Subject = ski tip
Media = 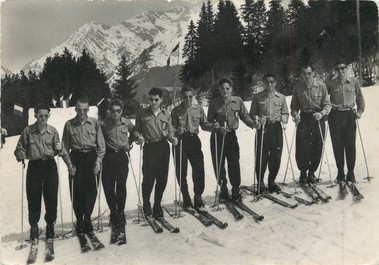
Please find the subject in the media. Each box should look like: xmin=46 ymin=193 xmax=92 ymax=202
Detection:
xmin=236 ymin=215 xmax=244 ymax=220
xmin=45 ymin=255 xmax=55 ymax=262
xmin=221 ymin=223 xmax=228 ymax=229
xmin=171 ymin=228 xmax=180 ymax=233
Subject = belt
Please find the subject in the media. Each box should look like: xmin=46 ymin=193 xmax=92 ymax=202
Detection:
xmin=106 ymin=147 xmax=127 ymax=153
xmin=72 ymin=148 xmax=95 ymax=153
xmin=302 ymin=110 xmax=316 ymax=114
xmin=145 ymin=138 xmax=165 ymax=144
xmin=332 ymin=107 xmax=352 ymax=111
xmin=266 ymin=121 xmax=280 ymax=124
xmin=183 ymin=132 xmax=197 ymax=137
xmin=31 ymin=157 xmax=54 ymax=161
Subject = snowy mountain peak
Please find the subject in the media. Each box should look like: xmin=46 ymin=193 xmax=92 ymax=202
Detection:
xmin=22 ymin=4 xmax=197 ymax=84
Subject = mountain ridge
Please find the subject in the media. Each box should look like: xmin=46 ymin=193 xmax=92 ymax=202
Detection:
xmin=22 ymin=4 xmax=197 ymax=84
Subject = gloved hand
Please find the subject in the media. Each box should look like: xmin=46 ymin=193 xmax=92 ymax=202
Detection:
xmin=177 ymin=127 xmax=185 ymax=135
xmin=136 ymin=136 xmax=145 ymax=145
xmin=93 ymin=162 xmax=101 ymax=175
xmin=218 ymin=126 xmax=229 ymax=136
xmin=355 ymin=112 xmax=362 ymax=119
xmin=313 ymin=112 xmax=323 ymax=121
xmin=213 ymin=122 xmax=220 ymax=130
xmin=54 ymin=141 xmax=62 ymax=151
xmin=252 ymin=117 xmax=261 ymax=130
xmin=68 ymin=164 xmax=76 ymax=176
xmin=171 ymin=137 xmax=179 ymax=146
xmin=16 ymin=152 xmax=26 ymax=162
xmin=292 ymin=115 xmax=301 ymax=125
xmin=259 ymin=116 xmax=267 ymax=127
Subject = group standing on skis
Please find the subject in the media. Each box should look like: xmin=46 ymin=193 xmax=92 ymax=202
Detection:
xmin=14 ymin=59 xmax=366 ymax=259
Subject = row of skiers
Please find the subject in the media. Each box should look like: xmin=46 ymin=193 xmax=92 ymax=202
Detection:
xmin=14 ymin=59 xmax=365 ymax=249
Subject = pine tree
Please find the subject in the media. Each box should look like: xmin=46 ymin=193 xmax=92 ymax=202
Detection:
xmin=264 ymin=0 xmax=288 ymax=69
xmin=181 ymin=20 xmax=198 ymax=83
xmin=213 ymin=0 xmax=244 ymax=75
xmin=74 ymin=49 xmax=110 ymax=106
xmin=112 ymin=55 xmax=137 ymax=102
xmin=242 ymin=0 xmax=267 ymax=68
xmin=195 ymin=2 xmax=214 ymax=77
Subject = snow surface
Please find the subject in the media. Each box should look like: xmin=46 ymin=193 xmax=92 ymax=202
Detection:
xmin=1 ymin=86 xmax=379 ymax=265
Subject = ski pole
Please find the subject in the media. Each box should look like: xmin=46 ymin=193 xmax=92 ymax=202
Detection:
xmin=282 ymin=123 xmax=297 ymax=193
xmin=356 ymin=118 xmax=372 ymax=181
xmin=252 ymin=130 xmax=257 ymax=192
xmin=257 ymin=124 xmax=265 ymax=196
xmin=56 ymin=157 xmax=65 ymax=238
xmin=133 ymin=144 xmax=143 ymax=223
xmin=94 ymin=169 xmax=104 ymax=232
xmin=70 ymin=176 xmax=75 ymax=234
xmin=213 ymin=131 xmax=219 ymax=206
xmin=177 ymin=139 xmax=183 ymax=217
xmin=317 ymin=120 xmax=332 ymax=183
xmin=172 ymin=141 xmax=179 ymax=215
xmin=15 ymin=160 xmax=28 ymax=250
xmin=126 ymin=150 xmax=147 ymax=225
xmin=282 ymin=123 xmax=296 ymax=186
xmin=213 ymin=126 xmax=226 ymax=209
xmin=138 ymin=144 xmax=143 ymax=220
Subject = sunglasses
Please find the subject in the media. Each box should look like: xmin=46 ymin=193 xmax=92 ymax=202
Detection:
xmin=77 ymin=108 xmax=89 ymax=112
xmin=110 ymin=109 xmax=122 ymax=114
xmin=183 ymin=95 xmax=193 ymax=99
xmin=335 ymin=66 xmax=346 ymax=71
xmin=149 ymin=98 xmax=160 ymax=102
xmin=37 ymin=114 xmax=49 ymax=119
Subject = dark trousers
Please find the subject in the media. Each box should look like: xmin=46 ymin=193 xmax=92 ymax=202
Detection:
xmin=173 ymin=134 xmax=205 ymax=201
xmin=26 ymin=159 xmax=58 ymax=226
xmin=69 ymin=150 xmax=98 ymax=233
xmin=295 ymin=113 xmax=325 ymax=173
xmin=102 ymin=149 xmax=129 ymax=214
xmin=210 ymin=131 xmax=241 ymax=190
xmin=255 ymin=123 xmax=283 ymax=184
xmin=142 ymin=139 xmax=170 ymax=207
xmin=328 ymin=109 xmax=356 ymax=174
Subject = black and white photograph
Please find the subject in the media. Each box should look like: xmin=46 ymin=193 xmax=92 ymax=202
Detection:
xmin=1 ymin=0 xmax=379 ymax=264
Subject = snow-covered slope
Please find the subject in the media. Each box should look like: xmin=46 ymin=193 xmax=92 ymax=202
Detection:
xmin=0 ymin=65 xmax=13 ymax=78
xmin=1 ymin=86 xmax=379 ymax=265
xmin=22 ymin=5 xmax=197 ymax=83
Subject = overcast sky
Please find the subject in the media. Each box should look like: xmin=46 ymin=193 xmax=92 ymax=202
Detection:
xmin=1 ymin=0 xmax=178 ymax=71
xmin=1 ymin=0 xmax=378 ymax=72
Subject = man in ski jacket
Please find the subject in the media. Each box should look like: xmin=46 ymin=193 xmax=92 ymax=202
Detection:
xmin=14 ymin=103 xmax=61 ymax=241
xmin=291 ymin=65 xmax=331 ymax=184
xmin=61 ymin=98 xmax=105 ymax=235
xmin=207 ymin=77 xmax=257 ymax=202
xmin=99 ymin=99 xmax=134 ymax=245
xmin=326 ymin=59 xmax=365 ymax=184
xmin=134 ymin=87 xmax=178 ymax=218
xmin=250 ymin=73 xmax=289 ymax=193
xmin=171 ymin=86 xmax=213 ymax=209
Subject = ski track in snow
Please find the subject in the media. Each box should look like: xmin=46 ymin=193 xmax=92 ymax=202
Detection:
xmin=1 ymin=86 xmax=379 ymax=265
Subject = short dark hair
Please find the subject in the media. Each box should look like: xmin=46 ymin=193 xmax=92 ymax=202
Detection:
xmin=181 ymin=86 xmax=194 ymax=95
xmin=335 ymin=59 xmax=347 ymax=67
xmin=219 ymin=77 xmax=233 ymax=87
xmin=302 ymin=65 xmax=314 ymax=72
xmin=149 ymin=87 xmax=163 ymax=98
xmin=76 ymin=98 xmax=89 ymax=105
xmin=109 ymin=99 xmax=123 ymax=109
xmin=34 ymin=103 xmax=51 ymax=114
xmin=263 ymin=73 xmax=276 ymax=82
